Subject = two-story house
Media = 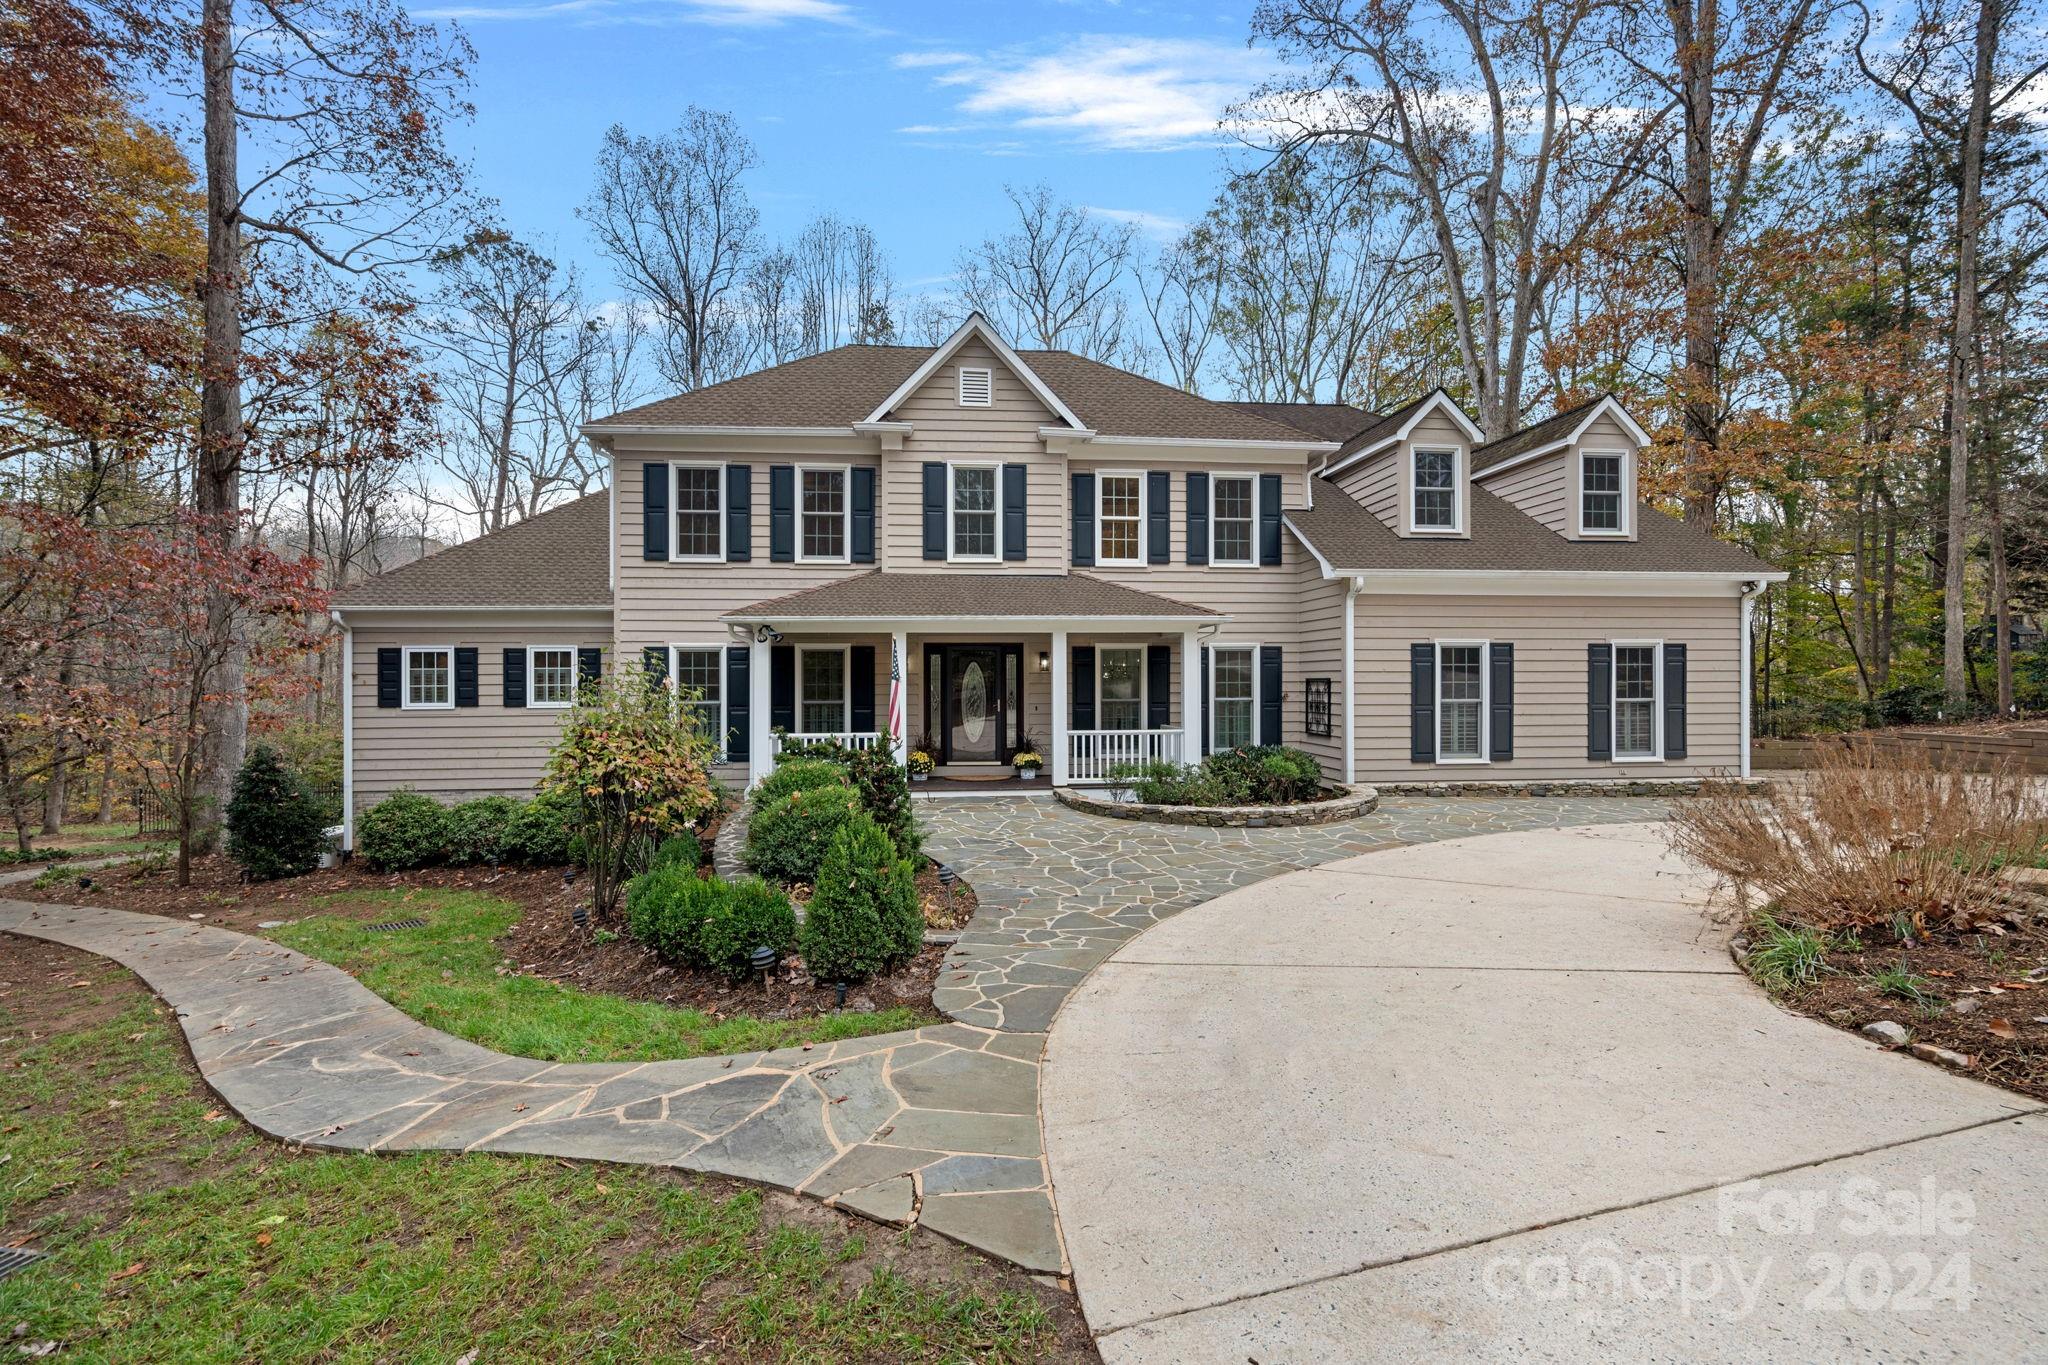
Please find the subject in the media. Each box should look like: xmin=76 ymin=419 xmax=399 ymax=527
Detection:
xmin=329 ymin=314 xmax=1782 ymax=845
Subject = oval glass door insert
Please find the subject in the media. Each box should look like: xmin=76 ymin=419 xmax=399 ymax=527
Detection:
xmin=960 ymin=661 xmax=988 ymax=744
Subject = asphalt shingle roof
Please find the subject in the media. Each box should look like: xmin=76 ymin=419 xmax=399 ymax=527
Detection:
xmin=1471 ymin=394 xmax=1610 ymax=472
xmin=330 ymin=492 xmax=612 ymax=608
xmin=1223 ymin=401 xmax=1378 ymax=443
xmin=1325 ymin=391 xmax=1444 ymax=463
xmin=723 ymin=572 xmax=1221 ymax=620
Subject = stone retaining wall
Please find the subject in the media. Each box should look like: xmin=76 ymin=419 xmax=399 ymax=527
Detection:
xmin=1370 ymin=777 xmax=1766 ymax=798
xmin=1053 ymin=783 xmax=1379 ymax=828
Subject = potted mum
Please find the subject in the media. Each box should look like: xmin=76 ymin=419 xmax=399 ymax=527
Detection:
xmin=908 ymin=749 xmax=936 ymax=782
xmin=1013 ymin=748 xmax=1044 ymax=781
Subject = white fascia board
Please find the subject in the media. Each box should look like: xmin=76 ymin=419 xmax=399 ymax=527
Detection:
xmin=718 ymin=612 xmax=1227 ymax=630
xmin=580 ymin=424 xmax=853 ymax=438
xmin=1283 ymin=517 xmax=1340 ymax=579
xmin=1473 ymin=396 xmax=1655 ymax=481
xmin=1342 ymin=570 xmax=1788 ymax=597
xmin=332 ymin=604 xmax=614 ymax=619
xmin=861 ymin=312 xmax=1089 ymax=431
xmin=1083 ymin=434 xmax=1338 ymax=454
xmin=1323 ymin=390 xmax=1485 ymax=480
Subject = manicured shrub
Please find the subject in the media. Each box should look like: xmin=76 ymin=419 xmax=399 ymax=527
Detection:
xmin=503 ymin=788 xmax=576 ymax=866
xmin=1116 ymin=746 xmax=1326 ymax=807
xmin=224 ymin=744 xmax=327 ymax=881
xmin=754 ymin=757 xmax=849 ymax=808
xmin=624 ymin=864 xmax=710 ymax=965
xmin=651 ymin=831 xmax=703 ymax=871
xmin=801 ymin=811 xmax=923 ymax=982
xmin=696 ymin=877 xmax=798 ymax=982
xmin=444 ymin=796 xmax=520 ymax=865
xmin=746 ymin=785 xmax=863 ymax=885
xmin=355 ymin=789 xmax=450 ymax=871
xmin=763 ymin=742 xmax=919 ymax=857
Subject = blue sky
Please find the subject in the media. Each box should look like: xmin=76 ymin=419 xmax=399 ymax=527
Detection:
xmin=422 ymin=0 xmax=1275 ymax=306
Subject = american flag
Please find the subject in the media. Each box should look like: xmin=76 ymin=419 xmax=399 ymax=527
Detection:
xmin=887 ymin=639 xmax=905 ymax=747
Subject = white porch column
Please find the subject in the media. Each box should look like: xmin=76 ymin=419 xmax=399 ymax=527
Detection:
xmin=1050 ymin=629 xmax=1068 ymax=785
xmin=1343 ymin=578 xmax=1360 ymax=785
xmin=1180 ymin=628 xmax=1199 ymax=769
xmin=1740 ymin=586 xmax=1755 ymax=780
xmin=748 ymin=636 xmax=773 ymax=789
xmin=891 ymin=629 xmax=909 ymax=767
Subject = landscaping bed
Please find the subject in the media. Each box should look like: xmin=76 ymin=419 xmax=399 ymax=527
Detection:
xmin=1057 ymin=781 xmax=1376 ymax=827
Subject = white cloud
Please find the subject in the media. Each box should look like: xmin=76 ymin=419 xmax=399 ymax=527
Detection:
xmin=683 ymin=0 xmax=850 ymax=25
xmin=1088 ymin=205 xmax=1185 ymax=241
xmin=891 ymin=50 xmax=975 ymax=68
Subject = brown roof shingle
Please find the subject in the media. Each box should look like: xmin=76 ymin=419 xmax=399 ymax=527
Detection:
xmin=724 ymin=572 xmax=1221 ymax=621
xmin=1287 ymin=481 xmax=1775 ymax=576
xmin=1222 ymin=401 xmax=1377 ymax=442
xmin=1471 ymin=394 xmax=1610 ymax=472
xmin=331 ymin=493 xmax=612 ymax=609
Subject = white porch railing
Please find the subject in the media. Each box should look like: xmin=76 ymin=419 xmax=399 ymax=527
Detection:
xmin=1066 ymin=730 xmax=1183 ymax=784
xmin=774 ymin=731 xmax=884 ymax=756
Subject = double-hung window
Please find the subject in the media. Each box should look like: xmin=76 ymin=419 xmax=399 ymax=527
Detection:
xmin=1412 ymin=449 xmax=1459 ymax=531
xmin=404 ymin=646 xmax=452 ymax=709
xmin=1212 ymin=475 xmax=1256 ymax=565
xmin=672 ymin=463 xmax=723 ymax=560
xmin=1099 ymin=647 xmax=1144 ymax=731
xmin=950 ymin=465 xmax=999 ymax=560
xmin=1436 ymin=642 xmax=1486 ymax=762
xmin=673 ymin=647 xmax=724 ymax=751
xmin=1211 ymin=646 xmax=1255 ymax=750
xmin=1581 ymin=452 xmax=1624 ymax=534
xmin=799 ymin=466 xmax=847 ymax=562
xmin=799 ymin=648 xmax=847 ymax=735
xmin=1098 ymin=473 xmax=1143 ymax=565
xmin=1613 ymin=643 xmax=1661 ymax=760
xmin=529 ymin=646 xmax=575 ymax=708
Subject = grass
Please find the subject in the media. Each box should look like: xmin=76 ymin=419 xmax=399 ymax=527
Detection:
xmin=1745 ymin=913 xmax=1830 ymax=992
xmin=268 ymin=889 xmax=932 ymax=1063
xmin=1869 ymin=961 xmax=1941 ymax=1008
xmin=0 ymin=954 xmax=1070 ymax=1363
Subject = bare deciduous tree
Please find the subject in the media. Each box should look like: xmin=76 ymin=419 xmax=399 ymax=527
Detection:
xmin=1135 ymin=229 xmax=1225 ymax=392
xmin=955 ymin=184 xmax=1137 ymax=358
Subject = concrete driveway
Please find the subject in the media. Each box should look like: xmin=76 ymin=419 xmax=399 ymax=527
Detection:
xmin=1041 ymin=823 xmax=2048 ymax=1362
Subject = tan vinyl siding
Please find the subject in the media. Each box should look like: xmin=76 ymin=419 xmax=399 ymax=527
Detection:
xmin=1486 ymin=452 xmax=1569 ymax=534
xmin=1292 ymin=560 xmax=1347 ymax=773
xmin=882 ymin=338 xmax=1067 ymax=572
xmin=1353 ymin=593 xmax=1743 ymax=781
xmin=1334 ymin=450 xmax=1399 ymax=528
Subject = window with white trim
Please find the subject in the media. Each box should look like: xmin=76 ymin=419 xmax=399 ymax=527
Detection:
xmin=799 ymin=648 xmax=847 ymax=735
xmin=1614 ymin=643 xmax=1660 ymax=759
xmin=1211 ymin=646 xmax=1255 ymax=750
xmin=673 ymin=647 xmax=723 ymax=749
xmin=799 ymin=466 xmax=847 ymax=561
xmin=1412 ymin=449 xmax=1459 ymax=530
xmin=1212 ymin=476 xmax=1255 ymax=565
xmin=1098 ymin=474 xmax=1143 ymax=564
xmin=529 ymin=646 xmax=575 ymax=708
xmin=1099 ymin=647 xmax=1144 ymax=731
xmin=950 ymin=465 xmax=999 ymax=559
xmin=672 ymin=463 xmax=723 ymax=559
xmin=404 ymin=647 xmax=453 ymax=709
xmin=958 ymin=366 xmax=992 ymax=406
xmin=1436 ymin=643 xmax=1486 ymax=761
xmin=1581 ymin=452 xmax=1624 ymax=533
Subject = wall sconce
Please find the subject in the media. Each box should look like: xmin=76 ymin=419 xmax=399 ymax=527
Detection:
xmin=1036 ymin=651 xmax=1050 ymax=672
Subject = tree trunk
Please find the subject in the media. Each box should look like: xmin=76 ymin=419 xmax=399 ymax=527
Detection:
xmin=96 ymin=740 xmax=114 ymax=824
xmin=1671 ymin=0 xmax=1722 ymax=524
xmin=197 ymin=0 xmax=248 ymax=850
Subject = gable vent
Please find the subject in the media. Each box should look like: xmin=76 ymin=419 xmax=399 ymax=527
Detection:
xmin=958 ymin=366 xmax=993 ymax=406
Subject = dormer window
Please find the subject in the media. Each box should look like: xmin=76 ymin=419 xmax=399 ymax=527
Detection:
xmin=1412 ymin=448 xmax=1461 ymax=532
xmin=1581 ymin=451 xmax=1625 ymax=535
xmin=958 ymin=366 xmax=992 ymax=406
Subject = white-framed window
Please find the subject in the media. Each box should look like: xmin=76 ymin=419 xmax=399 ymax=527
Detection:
xmin=1211 ymin=474 xmax=1256 ymax=566
xmin=798 ymin=465 xmax=848 ymax=563
xmin=949 ymin=463 xmax=1001 ymax=561
xmin=403 ymin=646 xmax=453 ymax=710
xmin=799 ymin=646 xmax=847 ymax=734
xmin=1210 ymin=645 xmax=1256 ymax=750
xmin=1435 ymin=640 xmax=1488 ymax=763
xmin=1098 ymin=472 xmax=1144 ymax=565
xmin=671 ymin=461 xmax=724 ymax=561
xmin=957 ymin=366 xmax=993 ymax=406
xmin=1580 ymin=450 xmax=1626 ymax=535
xmin=1410 ymin=447 xmax=1462 ymax=532
xmin=672 ymin=645 xmax=724 ymax=753
xmin=1613 ymin=641 xmax=1662 ymax=761
xmin=1098 ymin=646 xmax=1145 ymax=732
xmin=528 ymin=646 xmax=576 ymax=708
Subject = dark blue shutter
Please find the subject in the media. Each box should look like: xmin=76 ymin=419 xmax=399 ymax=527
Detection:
xmin=1258 ymin=645 xmax=1283 ymax=745
xmin=1070 ymin=646 xmax=1095 ymax=729
xmin=642 ymin=645 xmax=668 ymax=684
xmin=1489 ymin=642 xmax=1514 ymax=761
xmin=578 ymin=647 xmax=602 ymax=686
xmin=454 ymin=647 xmax=478 ymax=708
xmin=1664 ymin=643 xmax=1688 ymax=759
xmin=922 ymin=463 xmax=946 ymax=560
xmin=1410 ymin=644 xmax=1435 ymax=763
xmin=1002 ymin=464 xmax=1027 ymax=561
xmin=851 ymin=467 xmax=876 ymax=563
xmin=1186 ymin=472 xmax=1209 ymax=565
xmin=1588 ymin=643 xmax=1613 ymax=760
xmin=1199 ymin=647 xmax=1210 ymax=755
xmin=502 ymin=647 xmax=526 ymax=707
xmin=642 ymin=461 xmax=668 ymax=561
xmin=768 ymin=465 xmax=794 ymax=562
xmin=725 ymin=647 xmax=750 ymax=760
xmin=1147 ymin=471 xmax=1170 ymax=563
xmin=1147 ymin=645 xmax=1171 ymax=729
xmin=726 ymin=465 xmax=752 ymax=561
xmin=769 ymin=645 xmax=795 ymax=732
xmin=850 ymin=645 xmax=876 ymax=733
xmin=1071 ymin=472 xmax=1095 ymax=566
xmin=1259 ymin=473 xmax=1283 ymax=565
xmin=376 ymin=647 xmax=401 ymax=708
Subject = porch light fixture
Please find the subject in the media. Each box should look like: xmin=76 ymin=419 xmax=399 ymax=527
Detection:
xmin=1037 ymin=651 xmax=1049 ymax=672
xmin=754 ymin=624 xmax=783 ymax=644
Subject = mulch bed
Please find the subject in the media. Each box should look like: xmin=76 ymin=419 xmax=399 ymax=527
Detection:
xmin=1769 ymin=921 xmax=2048 ymax=1103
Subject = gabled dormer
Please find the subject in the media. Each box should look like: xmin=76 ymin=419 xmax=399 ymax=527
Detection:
xmin=1472 ymin=394 xmax=1650 ymax=543
xmin=1316 ymin=389 xmax=1484 ymax=539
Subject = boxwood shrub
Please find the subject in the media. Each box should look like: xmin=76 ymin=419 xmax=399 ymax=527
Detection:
xmin=754 ymin=758 xmax=850 ymax=808
xmin=799 ymin=811 xmax=922 ymax=982
xmin=624 ymin=864 xmax=713 ymax=965
xmin=746 ymin=785 xmax=863 ymax=885
xmin=696 ymin=877 xmax=798 ymax=982
xmin=356 ymin=789 xmax=451 ymax=871
xmin=444 ymin=796 xmax=520 ymax=865
xmin=503 ymin=788 xmax=576 ymax=866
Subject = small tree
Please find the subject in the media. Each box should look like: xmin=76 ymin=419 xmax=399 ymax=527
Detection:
xmin=224 ymin=744 xmax=327 ymax=881
xmin=541 ymin=666 xmax=718 ymax=921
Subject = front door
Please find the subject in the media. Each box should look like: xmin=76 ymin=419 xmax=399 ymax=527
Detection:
xmin=944 ymin=646 xmax=1004 ymax=763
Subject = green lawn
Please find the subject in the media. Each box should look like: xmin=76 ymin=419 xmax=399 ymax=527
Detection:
xmin=0 ymin=954 xmax=1076 ymax=1363
xmin=268 ymin=889 xmax=934 ymax=1063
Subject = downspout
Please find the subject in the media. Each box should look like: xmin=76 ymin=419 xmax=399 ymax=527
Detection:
xmin=332 ymin=609 xmax=354 ymax=852
xmin=1738 ymin=580 xmax=1762 ymax=779
xmin=1343 ymin=576 xmax=1361 ymax=785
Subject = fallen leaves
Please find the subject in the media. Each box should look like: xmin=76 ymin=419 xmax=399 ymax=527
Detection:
xmin=1987 ymin=1019 xmax=2018 ymax=1040
xmin=109 ymin=1262 xmax=144 ymax=1282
